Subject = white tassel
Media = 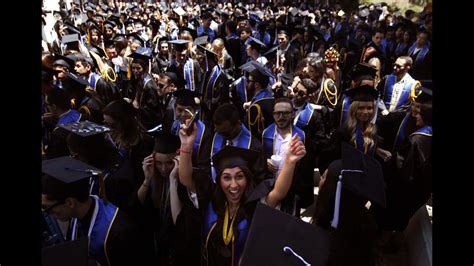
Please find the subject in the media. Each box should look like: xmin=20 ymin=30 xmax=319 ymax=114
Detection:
xmin=331 ymin=169 xmax=364 ymax=229
xmin=211 ymin=161 xmax=217 ymax=183
xmin=283 ymin=246 xmax=311 ymax=266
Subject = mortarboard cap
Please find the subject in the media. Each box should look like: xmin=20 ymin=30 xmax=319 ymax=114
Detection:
xmin=193 ymin=35 xmax=209 ymax=46
xmin=53 ymin=54 xmax=75 ymax=69
xmin=173 ymin=89 xmax=201 ymax=107
xmin=179 ymin=25 xmax=198 ymax=39
xmin=247 ymin=36 xmax=266 ymax=51
xmin=42 ymin=237 xmax=89 ymax=266
xmin=414 ymin=86 xmax=432 ymax=103
xmin=62 ymin=34 xmax=80 ymax=44
xmin=164 ymin=72 xmax=183 ymax=88
xmin=128 ymin=32 xmax=145 ymax=47
xmin=63 ymin=72 xmax=90 ymax=90
xmin=263 ymin=45 xmax=279 ymax=58
xmin=89 ymin=44 xmax=107 ymax=58
xmin=59 ymin=120 xmax=111 ymax=137
xmin=348 ymin=63 xmax=377 ymax=81
xmin=64 ymin=22 xmax=83 ymax=35
xmin=128 ymin=47 xmax=152 ymax=61
xmin=103 ymin=19 xmax=117 ymax=28
xmin=168 ymin=39 xmax=191 ymax=51
xmin=196 ymin=44 xmax=218 ymax=61
xmin=240 ymin=203 xmax=330 ymax=266
xmin=344 ymin=84 xmax=378 ymax=102
xmin=173 ymin=6 xmax=186 ymax=16
xmin=359 ymin=7 xmax=370 ymax=18
xmin=240 ymin=60 xmax=275 ymax=80
xmin=212 ymin=145 xmax=260 ymax=174
xmin=277 ymin=26 xmax=292 ymax=37
xmin=153 ymin=130 xmax=181 ymax=154
xmin=103 ymin=39 xmax=116 ymax=49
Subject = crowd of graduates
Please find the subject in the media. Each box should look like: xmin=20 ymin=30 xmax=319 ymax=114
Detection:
xmin=41 ymin=0 xmax=432 ymax=265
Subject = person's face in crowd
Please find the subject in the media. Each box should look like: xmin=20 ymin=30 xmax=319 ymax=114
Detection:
xmin=215 ymin=120 xmax=241 ymax=140
xmin=303 ymin=63 xmax=318 ymax=81
xmin=292 ymin=81 xmax=308 ymax=106
xmin=277 ymin=33 xmax=289 ymax=48
xmin=414 ymin=109 xmax=426 ymax=127
xmin=220 ymin=167 xmax=248 ymax=206
xmin=41 ymin=195 xmax=74 ymax=222
xmin=53 ymin=65 xmax=68 ymax=80
xmin=131 ymin=62 xmax=144 ymax=79
xmin=202 ymin=17 xmax=212 ymax=28
xmin=395 ymin=27 xmax=404 ymax=40
xmin=74 ymin=61 xmax=90 ymax=76
xmin=393 ymin=58 xmax=408 ymax=75
xmin=175 ymin=103 xmax=194 ymax=124
xmin=105 ymin=47 xmax=117 ymax=59
xmin=91 ymin=31 xmax=100 ymax=44
xmin=175 ymin=48 xmax=187 ymax=65
xmin=403 ymin=31 xmax=411 ymax=43
xmin=105 ymin=27 xmax=114 ymax=37
xmin=153 ymin=152 xmax=175 ymax=177
xmin=130 ymin=41 xmax=141 ymax=53
xmin=195 ymin=50 xmax=207 ymax=70
xmin=238 ymin=20 xmax=247 ymax=30
xmin=355 ymin=101 xmax=375 ymax=123
xmin=240 ymin=30 xmax=251 ymax=41
xmin=372 ymin=32 xmax=384 ymax=47
xmin=273 ymin=102 xmax=294 ymax=130
xmin=386 ymin=30 xmax=394 ymax=40
xmin=126 ymin=25 xmax=134 ymax=33
xmin=159 ymin=42 xmax=169 ymax=57
xmin=416 ymin=32 xmax=428 ymax=47
xmin=103 ymin=114 xmax=117 ymax=130
xmin=245 ymin=45 xmax=256 ymax=58
xmin=411 ymin=101 xmax=421 ymax=118
xmin=320 ymin=25 xmax=328 ymax=35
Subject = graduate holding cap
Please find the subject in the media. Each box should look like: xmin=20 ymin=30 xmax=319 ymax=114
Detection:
xmin=177 ymin=118 xmax=306 ymax=266
xmin=41 ymin=156 xmax=155 ymax=266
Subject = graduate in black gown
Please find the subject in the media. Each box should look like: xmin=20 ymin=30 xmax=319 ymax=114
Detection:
xmin=42 ymin=156 xmax=154 ymax=266
xmin=177 ymin=120 xmax=306 ymax=266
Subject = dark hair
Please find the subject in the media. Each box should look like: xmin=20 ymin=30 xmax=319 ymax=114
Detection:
xmin=241 ymin=26 xmax=252 ymax=34
xmin=102 ymin=99 xmax=144 ymax=149
xmin=132 ymin=58 xmax=148 ymax=70
xmin=225 ymin=20 xmax=237 ymax=33
xmin=275 ymin=96 xmax=294 ymax=109
xmin=419 ymin=102 xmax=432 ymax=126
xmin=250 ymin=70 xmax=270 ymax=88
xmin=300 ymin=78 xmax=318 ymax=94
xmin=213 ymin=103 xmax=240 ymax=126
xmin=114 ymin=37 xmax=128 ymax=53
xmin=46 ymin=89 xmax=71 ymax=110
xmin=201 ymin=12 xmax=213 ymax=20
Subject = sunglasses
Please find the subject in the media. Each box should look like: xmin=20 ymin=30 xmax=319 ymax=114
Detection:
xmin=42 ymin=200 xmax=65 ymax=213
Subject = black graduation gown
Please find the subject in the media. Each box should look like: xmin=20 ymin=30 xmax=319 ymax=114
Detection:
xmin=73 ymin=92 xmax=104 ymax=124
xmin=372 ymin=130 xmax=432 ymax=231
xmin=200 ymin=68 xmax=232 ymax=128
xmin=409 ymin=49 xmax=432 ymax=82
xmin=151 ymin=55 xmax=169 ymax=74
xmin=92 ymin=74 xmax=121 ymax=105
xmin=224 ymin=34 xmax=243 ymax=69
xmin=135 ymin=76 xmax=162 ymax=129
xmin=313 ymin=160 xmax=377 ymax=266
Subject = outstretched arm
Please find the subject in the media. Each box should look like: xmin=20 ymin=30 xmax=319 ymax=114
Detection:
xmin=178 ymin=119 xmax=198 ymax=192
xmin=265 ymin=135 xmax=306 ymax=208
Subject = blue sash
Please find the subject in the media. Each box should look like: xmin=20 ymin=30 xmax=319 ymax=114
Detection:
xmin=58 ymin=109 xmax=82 ymax=126
xmin=184 ymin=58 xmax=195 ymax=91
xmin=355 ymin=126 xmax=374 ymax=155
xmin=251 ymin=88 xmax=273 ymax=103
xmin=262 ymin=123 xmax=305 ymax=159
xmin=211 ymin=125 xmax=252 ymax=157
xmin=395 ymin=42 xmax=406 ymax=56
xmin=340 ymin=96 xmax=351 ymax=126
xmin=294 ymin=102 xmax=314 ymax=130
xmin=192 ymin=120 xmax=206 ymax=161
xmin=411 ymin=126 xmax=432 ymax=137
xmin=143 ymin=75 xmax=152 ymax=88
xmin=200 ymin=65 xmax=221 ymax=101
xmin=383 ymin=74 xmax=419 ymax=110
xmin=88 ymin=73 xmax=101 ymax=91
xmin=393 ymin=113 xmax=411 ymax=151
xmin=71 ymin=196 xmax=119 ymax=266
xmin=203 ymin=202 xmax=249 ymax=266
xmin=408 ymin=44 xmax=429 ymax=65
xmin=236 ymin=76 xmax=247 ymax=103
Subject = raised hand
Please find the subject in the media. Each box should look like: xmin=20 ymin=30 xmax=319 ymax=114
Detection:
xmin=285 ymin=135 xmax=306 ymax=164
xmin=142 ymin=153 xmax=156 ymax=181
xmin=178 ymin=118 xmax=198 ymax=148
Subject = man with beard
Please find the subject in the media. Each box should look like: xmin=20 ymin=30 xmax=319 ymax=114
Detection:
xmin=261 ymin=97 xmax=312 ymax=216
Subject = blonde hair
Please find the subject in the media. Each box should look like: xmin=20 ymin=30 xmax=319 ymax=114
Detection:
xmin=211 ymin=38 xmax=226 ymax=67
xmin=346 ymin=100 xmax=377 ymax=149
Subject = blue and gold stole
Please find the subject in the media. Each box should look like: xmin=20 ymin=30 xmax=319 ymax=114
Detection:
xmin=315 ymin=77 xmax=338 ymax=108
xmin=383 ymin=74 xmax=420 ymax=110
xmin=200 ymin=65 xmax=221 ymax=102
xmin=71 ymin=195 xmax=119 ymax=266
xmin=262 ymin=123 xmax=305 ymax=159
xmin=58 ymin=109 xmax=82 ymax=126
xmin=184 ymin=58 xmax=196 ymax=91
xmin=410 ymin=126 xmax=432 ymax=137
xmin=211 ymin=125 xmax=252 ymax=157
xmin=247 ymin=89 xmax=274 ymax=134
xmin=87 ymin=73 xmax=102 ymax=92
xmin=204 ymin=202 xmax=249 ymax=266
xmin=235 ymin=76 xmax=247 ymax=104
xmin=294 ymin=102 xmax=314 ymax=130
xmin=355 ymin=126 xmax=375 ymax=155
xmin=340 ymin=95 xmax=352 ymax=126
xmin=393 ymin=113 xmax=411 ymax=151
xmin=408 ymin=44 xmax=430 ymax=65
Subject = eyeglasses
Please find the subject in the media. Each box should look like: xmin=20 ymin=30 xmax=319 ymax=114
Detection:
xmin=273 ymin=111 xmax=292 ymax=117
xmin=292 ymin=85 xmax=307 ymax=97
xmin=393 ymin=64 xmax=404 ymax=69
xmin=42 ymin=200 xmax=65 ymax=213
